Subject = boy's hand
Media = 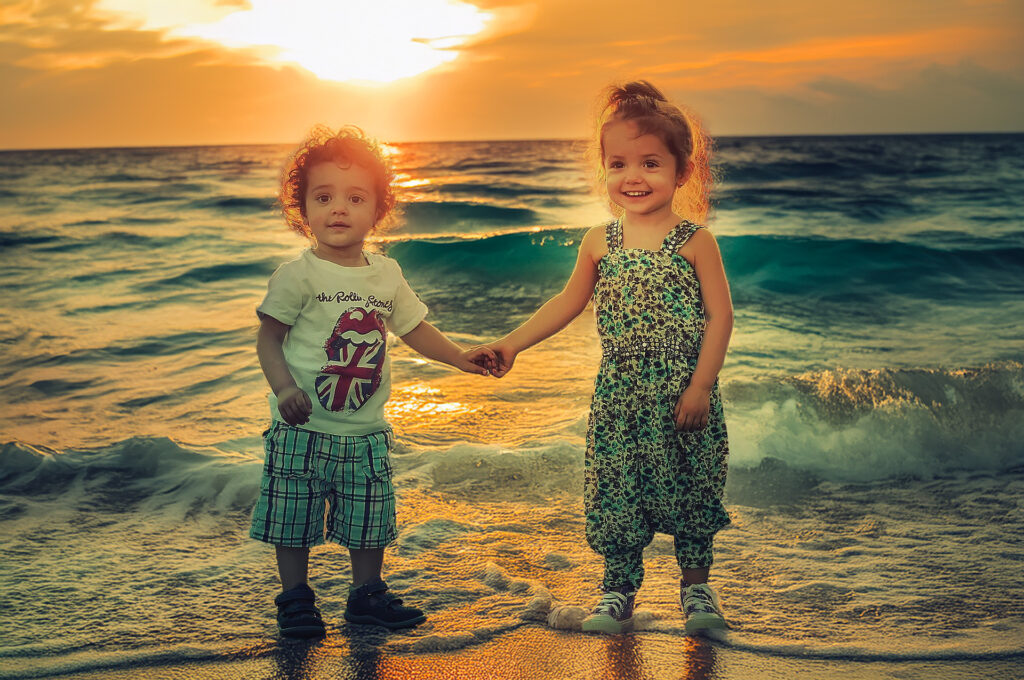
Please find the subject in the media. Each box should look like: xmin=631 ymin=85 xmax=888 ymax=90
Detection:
xmin=277 ymin=385 xmax=313 ymax=426
xmin=484 ymin=342 xmax=517 ymax=378
xmin=461 ymin=346 xmax=498 ymax=376
xmin=674 ymin=384 xmax=711 ymax=431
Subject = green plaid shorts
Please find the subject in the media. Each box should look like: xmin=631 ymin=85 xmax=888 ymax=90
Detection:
xmin=249 ymin=421 xmax=397 ymax=549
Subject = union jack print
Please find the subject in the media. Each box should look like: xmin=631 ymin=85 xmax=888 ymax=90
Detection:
xmin=315 ymin=307 xmax=386 ymax=412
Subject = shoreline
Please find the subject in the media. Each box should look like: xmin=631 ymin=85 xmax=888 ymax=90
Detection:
xmin=7 ymin=627 xmax=1022 ymax=680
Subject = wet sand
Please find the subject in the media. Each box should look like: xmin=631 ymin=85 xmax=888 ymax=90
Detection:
xmin=21 ymin=627 xmax=1020 ymax=680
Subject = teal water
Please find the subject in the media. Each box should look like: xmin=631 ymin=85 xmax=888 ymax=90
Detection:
xmin=1 ymin=136 xmax=1022 ymax=678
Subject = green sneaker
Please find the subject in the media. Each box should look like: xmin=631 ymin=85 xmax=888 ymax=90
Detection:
xmin=681 ymin=582 xmax=727 ymax=634
xmin=581 ymin=587 xmax=636 ymax=634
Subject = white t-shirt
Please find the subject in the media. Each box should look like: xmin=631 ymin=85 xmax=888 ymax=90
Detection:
xmin=257 ymin=249 xmax=428 ymax=436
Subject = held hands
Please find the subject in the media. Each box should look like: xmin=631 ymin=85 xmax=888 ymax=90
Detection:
xmin=473 ymin=341 xmax=517 ymax=378
xmin=277 ymin=384 xmax=313 ymax=426
xmin=459 ymin=345 xmax=498 ymax=376
xmin=674 ymin=383 xmax=711 ymax=431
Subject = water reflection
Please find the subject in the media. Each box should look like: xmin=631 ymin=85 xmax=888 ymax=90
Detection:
xmin=260 ymin=626 xmax=719 ymax=680
xmin=591 ymin=633 xmax=719 ymax=680
xmin=678 ymin=635 xmax=717 ymax=680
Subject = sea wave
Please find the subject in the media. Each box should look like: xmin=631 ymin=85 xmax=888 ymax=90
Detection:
xmin=400 ymin=200 xmax=541 ymax=231
xmin=3 ymin=363 xmax=1020 ymax=510
xmin=385 ymin=228 xmax=1024 ymax=301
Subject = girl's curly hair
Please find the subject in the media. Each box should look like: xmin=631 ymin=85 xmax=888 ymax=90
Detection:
xmin=279 ymin=125 xmax=397 ymax=236
xmin=588 ymin=80 xmax=714 ymax=224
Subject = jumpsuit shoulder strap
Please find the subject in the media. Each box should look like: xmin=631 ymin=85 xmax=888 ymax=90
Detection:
xmin=662 ymin=220 xmax=704 ymax=253
xmin=605 ymin=218 xmax=623 ymax=250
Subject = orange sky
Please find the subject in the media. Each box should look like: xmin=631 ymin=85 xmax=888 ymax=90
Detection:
xmin=1 ymin=0 xmax=1022 ymax=149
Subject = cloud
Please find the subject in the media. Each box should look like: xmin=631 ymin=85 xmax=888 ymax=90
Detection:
xmin=692 ymin=61 xmax=1024 ymax=136
xmin=0 ymin=0 xmax=1021 ymax=147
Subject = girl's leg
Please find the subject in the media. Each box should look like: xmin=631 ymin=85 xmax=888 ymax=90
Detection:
xmin=680 ymin=567 xmax=710 ymax=586
xmin=276 ymin=545 xmax=310 ymax=591
xmin=603 ymin=548 xmax=646 ymax=591
xmin=674 ymin=534 xmax=714 ymax=585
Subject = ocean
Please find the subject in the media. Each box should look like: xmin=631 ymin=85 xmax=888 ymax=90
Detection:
xmin=1 ymin=134 xmax=1023 ymax=679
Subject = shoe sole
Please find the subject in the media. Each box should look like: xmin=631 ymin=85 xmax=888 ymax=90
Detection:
xmin=684 ymin=613 xmax=727 ymax=635
xmin=279 ymin=625 xmax=326 ymax=638
xmin=344 ymin=612 xmax=427 ymax=629
xmin=582 ymin=614 xmax=634 ymax=634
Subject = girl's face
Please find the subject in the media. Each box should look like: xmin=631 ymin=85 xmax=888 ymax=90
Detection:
xmin=603 ymin=119 xmax=689 ymax=219
xmin=303 ymin=160 xmax=378 ymax=260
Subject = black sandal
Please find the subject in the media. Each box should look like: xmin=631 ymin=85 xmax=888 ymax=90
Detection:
xmin=275 ymin=583 xmax=326 ymax=638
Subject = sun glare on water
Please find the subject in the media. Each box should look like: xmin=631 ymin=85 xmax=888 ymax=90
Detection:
xmin=98 ymin=0 xmax=492 ymax=83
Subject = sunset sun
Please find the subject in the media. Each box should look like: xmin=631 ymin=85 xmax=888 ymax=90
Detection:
xmin=97 ymin=0 xmax=493 ymax=83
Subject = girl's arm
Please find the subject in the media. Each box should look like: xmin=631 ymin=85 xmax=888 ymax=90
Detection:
xmin=256 ymin=314 xmax=313 ymax=425
xmin=675 ymin=229 xmax=734 ymax=430
xmin=400 ymin=321 xmax=495 ymax=376
xmin=488 ymin=226 xmax=603 ymax=377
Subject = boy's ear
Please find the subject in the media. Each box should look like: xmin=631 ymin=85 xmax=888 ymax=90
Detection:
xmin=677 ymin=159 xmax=695 ymax=187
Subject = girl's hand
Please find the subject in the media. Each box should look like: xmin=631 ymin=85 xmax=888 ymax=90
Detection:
xmin=460 ymin=346 xmax=498 ymax=376
xmin=674 ymin=384 xmax=711 ymax=431
xmin=277 ymin=385 xmax=313 ymax=426
xmin=484 ymin=342 xmax=518 ymax=378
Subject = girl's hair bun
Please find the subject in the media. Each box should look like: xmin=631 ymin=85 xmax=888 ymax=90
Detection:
xmin=618 ymin=80 xmax=668 ymax=102
xmin=606 ymin=80 xmax=668 ymax=117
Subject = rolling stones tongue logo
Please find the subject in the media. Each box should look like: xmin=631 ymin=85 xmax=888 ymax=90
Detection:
xmin=315 ymin=307 xmax=385 ymax=412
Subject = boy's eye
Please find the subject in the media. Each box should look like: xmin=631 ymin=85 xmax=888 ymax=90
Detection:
xmin=350 ymin=195 xmax=363 ymax=204
xmin=643 ymin=160 xmax=660 ymax=168
xmin=608 ymin=161 xmax=624 ymax=169
xmin=315 ymin=194 xmax=330 ymax=204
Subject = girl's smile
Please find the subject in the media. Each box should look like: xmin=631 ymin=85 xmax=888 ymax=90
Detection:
xmin=602 ymin=119 xmax=687 ymax=221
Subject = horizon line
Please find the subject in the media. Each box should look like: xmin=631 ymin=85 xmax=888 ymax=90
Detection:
xmin=2 ymin=129 xmax=1023 ymax=153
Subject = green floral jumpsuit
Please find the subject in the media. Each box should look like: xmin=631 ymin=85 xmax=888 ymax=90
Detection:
xmin=585 ymin=218 xmax=731 ymax=591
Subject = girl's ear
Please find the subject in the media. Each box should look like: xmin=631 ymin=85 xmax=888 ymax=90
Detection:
xmin=677 ymin=159 xmax=695 ymax=187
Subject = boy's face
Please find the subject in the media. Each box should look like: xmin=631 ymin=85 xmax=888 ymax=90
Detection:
xmin=303 ymin=160 xmax=378 ymax=261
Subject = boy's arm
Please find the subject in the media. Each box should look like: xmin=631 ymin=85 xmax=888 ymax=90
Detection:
xmin=487 ymin=226 xmax=602 ymax=377
xmin=256 ymin=314 xmax=313 ymax=425
xmin=399 ymin=321 xmax=494 ymax=376
xmin=674 ymin=228 xmax=734 ymax=431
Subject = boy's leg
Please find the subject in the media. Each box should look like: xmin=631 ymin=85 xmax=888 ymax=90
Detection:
xmin=248 ymin=422 xmax=330 ymax=638
xmin=276 ymin=545 xmax=310 ymax=591
xmin=344 ymin=546 xmax=425 ymax=629
xmin=334 ymin=432 xmax=424 ymax=629
xmin=349 ymin=547 xmax=384 ymax=587
xmin=273 ymin=546 xmax=325 ymax=638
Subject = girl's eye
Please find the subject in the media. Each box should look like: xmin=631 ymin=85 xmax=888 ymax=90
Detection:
xmin=350 ymin=195 xmax=363 ymax=204
xmin=608 ymin=161 xmax=624 ymax=169
xmin=643 ymin=160 xmax=660 ymax=168
xmin=316 ymin=194 xmax=330 ymax=204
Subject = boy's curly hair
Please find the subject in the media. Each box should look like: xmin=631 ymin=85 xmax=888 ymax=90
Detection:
xmin=279 ymin=125 xmax=397 ymax=236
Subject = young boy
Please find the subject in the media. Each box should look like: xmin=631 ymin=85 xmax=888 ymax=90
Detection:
xmin=250 ymin=125 xmax=494 ymax=637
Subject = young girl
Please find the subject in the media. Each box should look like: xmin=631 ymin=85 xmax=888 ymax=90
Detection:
xmin=250 ymin=125 xmax=495 ymax=637
xmin=486 ymin=82 xmax=733 ymax=635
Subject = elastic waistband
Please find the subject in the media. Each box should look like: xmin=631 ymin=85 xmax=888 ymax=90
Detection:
xmin=599 ymin=339 xmax=693 ymax=359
